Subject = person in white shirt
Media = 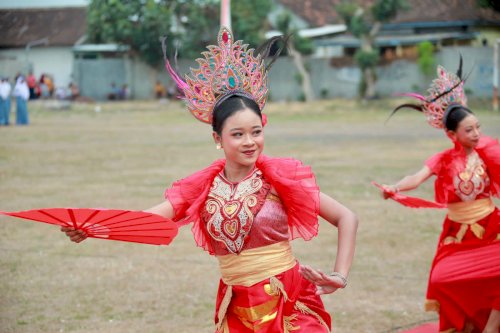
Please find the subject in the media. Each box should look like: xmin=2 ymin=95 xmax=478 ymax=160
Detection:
xmin=14 ymin=76 xmax=30 ymax=125
xmin=0 ymin=77 xmax=12 ymax=125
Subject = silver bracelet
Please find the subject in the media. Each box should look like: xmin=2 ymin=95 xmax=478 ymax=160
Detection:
xmin=328 ymin=272 xmax=348 ymax=288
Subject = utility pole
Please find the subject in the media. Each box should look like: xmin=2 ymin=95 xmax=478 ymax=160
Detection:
xmin=221 ymin=0 xmax=231 ymax=30
xmin=493 ymin=39 xmax=499 ymax=111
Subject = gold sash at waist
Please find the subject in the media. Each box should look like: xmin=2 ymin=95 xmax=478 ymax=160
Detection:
xmin=447 ymin=198 xmax=495 ymax=225
xmin=217 ymin=241 xmax=296 ymax=287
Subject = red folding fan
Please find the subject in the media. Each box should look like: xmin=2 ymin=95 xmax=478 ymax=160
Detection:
xmin=0 ymin=208 xmax=178 ymax=246
xmin=372 ymin=181 xmax=446 ymax=209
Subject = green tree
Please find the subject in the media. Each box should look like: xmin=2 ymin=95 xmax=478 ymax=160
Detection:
xmin=417 ymin=41 xmax=435 ymax=77
xmin=87 ymin=0 xmax=174 ymax=67
xmin=276 ymin=11 xmax=315 ymax=102
xmin=477 ymin=0 xmax=500 ymax=12
xmin=87 ymin=0 xmax=273 ymax=67
xmin=174 ymin=0 xmax=273 ymax=58
xmin=232 ymin=0 xmax=273 ymax=49
xmin=336 ymin=0 xmax=408 ymax=99
xmin=173 ymin=1 xmax=219 ymax=58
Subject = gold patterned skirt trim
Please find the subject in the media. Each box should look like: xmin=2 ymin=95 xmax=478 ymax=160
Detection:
xmin=217 ymin=241 xmax=296 ymax=287
xmin=425 ymin=299 xmax=440 ymax=312
xmin=217 ymin=275 xmax=330 ymax=333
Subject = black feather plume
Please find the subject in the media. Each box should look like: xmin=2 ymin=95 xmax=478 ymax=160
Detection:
xmin=255 ymin=34 xmax=290 ymax=71
xmin=456 ymin=54 xmax=463 ymax=79
xmin=385 ymin=103 xmax=424 ymax=124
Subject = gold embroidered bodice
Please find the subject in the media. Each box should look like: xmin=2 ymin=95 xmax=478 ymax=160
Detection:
xmin=453 ymin=151 xmax=490 ymax=202
xmin=204 ymin=169 xmax=270 ymax=254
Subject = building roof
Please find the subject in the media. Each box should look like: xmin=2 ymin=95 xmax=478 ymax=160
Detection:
xmin=0 ymin=7 xmax=87 ymax=48
xmin=317 ymin=31 xmax=479 ymax=48
xmin=391 ymin=0 xmax=500 ymax=25
xmin=276 ymin=0 xmax=340 ymax=27
xmin=73 ymin=44 xmax=130 ymax=53
xmin=265 ymin=24 xmax=347 ymax=39
xmin=276 ymin=0 xmax=500 ymax=27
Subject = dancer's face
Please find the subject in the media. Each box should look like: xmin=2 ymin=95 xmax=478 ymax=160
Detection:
xmin=213 ymin=107 xmax=264 ymax=168
xmin=449 ymin=114 xmax=481 ymax=151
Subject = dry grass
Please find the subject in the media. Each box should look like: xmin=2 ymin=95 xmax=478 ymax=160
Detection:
xmin=0 ymin=98 xmax=498 ymax=333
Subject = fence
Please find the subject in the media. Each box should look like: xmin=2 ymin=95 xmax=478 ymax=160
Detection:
xmin=73 ymin=46 xmax=494 ymax=101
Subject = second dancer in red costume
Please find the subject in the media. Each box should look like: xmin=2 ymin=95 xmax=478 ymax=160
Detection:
xmin=377 ymin=61 xmax=500 ymax=333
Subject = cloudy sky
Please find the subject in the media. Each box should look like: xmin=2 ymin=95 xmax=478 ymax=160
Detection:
xmin=0 ymin=0 xmax=88 ymax=8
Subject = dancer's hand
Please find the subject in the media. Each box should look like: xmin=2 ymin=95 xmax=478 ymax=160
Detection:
xmin=299 ymin=265 xmax=347 ymax=295
xmin=61 ymin=226 xmax=87 ymax=243
xmin=380 ymin=184 xmax=398 ymax=199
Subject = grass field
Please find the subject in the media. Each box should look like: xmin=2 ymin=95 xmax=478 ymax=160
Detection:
xmin=0 ymin=98 xmax=498 ymax=333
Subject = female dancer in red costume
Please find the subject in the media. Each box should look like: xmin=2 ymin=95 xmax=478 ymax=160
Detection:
xmin=377 ymin=64 xmax=500 ymax=333
xmin=62 ymin=27 xmax=358 ymax=332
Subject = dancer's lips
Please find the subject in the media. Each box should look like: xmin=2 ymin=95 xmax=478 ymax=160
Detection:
xmin=243 ymin=150 xmax=255 ymax=156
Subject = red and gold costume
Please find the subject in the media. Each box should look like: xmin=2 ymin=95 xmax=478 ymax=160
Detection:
xmin=423 ymin=136 xmax=500 ymax=332
xmin=387 ymin=62 xmax=500 ymax=332
xmin=165 ymin=155 xmax=331 ymax=332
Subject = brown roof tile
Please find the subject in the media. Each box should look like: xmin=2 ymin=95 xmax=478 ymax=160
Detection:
xmin=276 ymin=0 xmax=500 ymax=27
xmin=0 ymin=7 xmax=87 ymax=48
xmin=392 ymin=0 xmax=500 ymax=24
xmin=277 ymin=0 xmax=342 ymax=26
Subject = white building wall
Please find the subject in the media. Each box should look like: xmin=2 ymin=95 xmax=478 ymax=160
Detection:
xmin=0 ymin=47 xmax=74 ymax=88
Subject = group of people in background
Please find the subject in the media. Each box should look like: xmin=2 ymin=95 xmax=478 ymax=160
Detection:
xmin=0 ymin=74 xmax=29 ymax=126
xmin=26 ymin=72 xmax=80 ymax=101
xmin=26 ymin=72 xmax=54 ymax=99
xmin=0 ymin=71 xmax=84 ymax=127
xmin=107 ymin=82 xmax=130 ymax=101
xmin=154 ymin=80 xmax=177 ymax=100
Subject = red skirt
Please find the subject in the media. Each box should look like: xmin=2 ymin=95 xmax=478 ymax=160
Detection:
xmin=426 ymin=209 xmax=500 ymax=332
xmin=214 ymin=264 xmax=331 ymax=333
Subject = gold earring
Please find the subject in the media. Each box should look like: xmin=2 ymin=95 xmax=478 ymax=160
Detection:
xmin=216 ymin=143 xmax=222 ymax=150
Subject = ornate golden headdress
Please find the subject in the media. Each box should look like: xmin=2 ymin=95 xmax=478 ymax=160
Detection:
xmin=390 ymin=57 xmax=467 ymax=129
xmin=164 ymin=27 xmax=276 ymax=124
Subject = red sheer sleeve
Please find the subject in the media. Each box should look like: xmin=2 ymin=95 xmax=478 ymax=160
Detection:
xmin=426 ymin=146 xmax=464 ymax=204
xmin=164 ymin=159 xmax=225 ymax=222
xmin=476 ymin=135 xmax=500 ymax=198
xmin=257 ymin=155 xmax=320 ymax=241
xmin=425 ymin=151 xmax=444 ymax=175
xmin=164 ymin=159 xmax=225 ymax=254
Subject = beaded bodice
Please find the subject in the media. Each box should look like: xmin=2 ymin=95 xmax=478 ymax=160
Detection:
xmin=453 ymin=151 xmax=490 ymax=202
xmin=202 ymin=168 xmax=271 ymax=254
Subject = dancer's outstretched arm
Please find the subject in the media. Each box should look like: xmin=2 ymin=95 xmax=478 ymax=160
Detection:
xmin=380 ymin=166 xmax=433 ymax=199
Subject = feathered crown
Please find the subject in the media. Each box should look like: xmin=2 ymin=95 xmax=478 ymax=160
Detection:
xmin=390 ymin=57 xmax=467 ymax=129
xmin=164 ymin=27 xmax=271 ymax=124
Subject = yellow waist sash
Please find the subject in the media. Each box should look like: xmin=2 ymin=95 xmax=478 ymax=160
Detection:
xmin=446 ymin=198 xmax=495 ymax=241
xmin=217 ymin=241 xmax=296 ymax=287
xmin=447 ymin=198 xmax=495 ymax=225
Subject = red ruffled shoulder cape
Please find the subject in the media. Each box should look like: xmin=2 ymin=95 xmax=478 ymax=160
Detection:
xmin=164 ymin=155 xmax=320 ymax=254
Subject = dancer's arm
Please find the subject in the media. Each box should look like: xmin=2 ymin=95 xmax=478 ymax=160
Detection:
xmin=381 ymin=166 xmax=433 ymax=199
xmin=300 ymin=192 xmax=358 ymax=295
xmin=144 ymin=200 xmax=175 ymax=219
